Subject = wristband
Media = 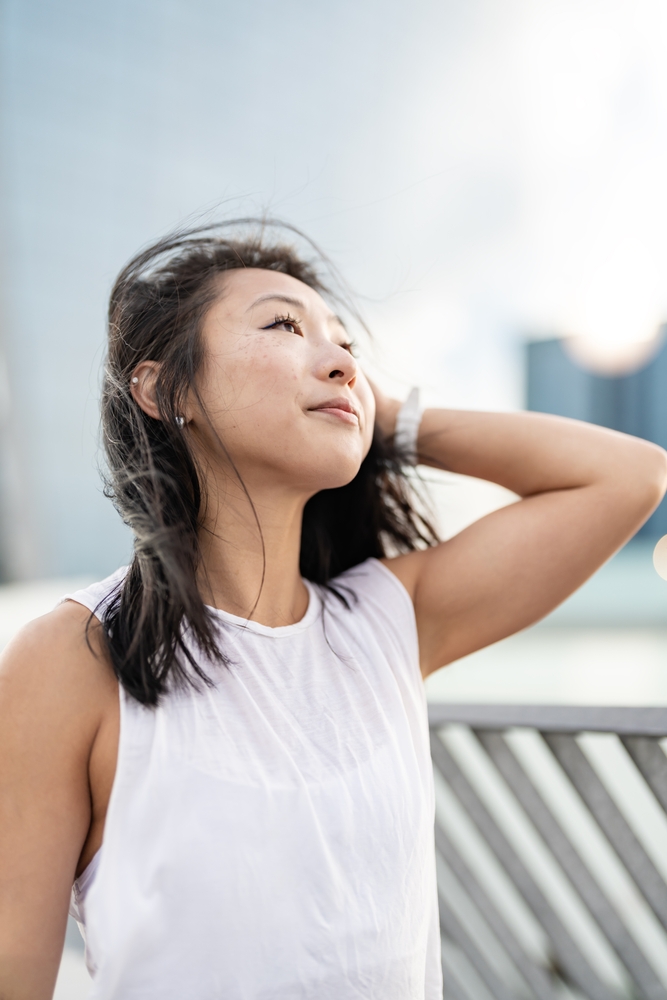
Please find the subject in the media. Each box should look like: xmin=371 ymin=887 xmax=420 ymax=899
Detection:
xmin=393 ymin=387 xmax=424 ymax=466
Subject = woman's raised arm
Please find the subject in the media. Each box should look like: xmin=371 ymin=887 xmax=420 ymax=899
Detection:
xmin=377 ymin=396 xmax=667 ymax=676
xmin=0 ymin=603 xmax=115 ymax=1000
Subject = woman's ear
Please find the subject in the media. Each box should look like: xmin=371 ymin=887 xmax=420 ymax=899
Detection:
xmin=130 ymin=361 xmax=162 ymax=420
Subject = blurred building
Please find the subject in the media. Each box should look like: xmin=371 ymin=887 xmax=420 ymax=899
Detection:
xmin=527 ymin=331 xmax=667 ymax=537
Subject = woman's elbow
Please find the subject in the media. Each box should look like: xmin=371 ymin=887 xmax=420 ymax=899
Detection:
xmin=628 ymin=440 xmax=667 ymax=515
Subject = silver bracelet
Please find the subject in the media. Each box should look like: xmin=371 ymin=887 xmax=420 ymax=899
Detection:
xmin=394 ymin=387 xmax=424 ymax=466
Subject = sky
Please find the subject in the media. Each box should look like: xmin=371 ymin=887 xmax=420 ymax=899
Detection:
xmin=2 ymin=0 xmax=667 ymax=577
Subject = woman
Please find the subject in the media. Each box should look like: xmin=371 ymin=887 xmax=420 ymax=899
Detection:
xmin=0 ymin=222 xmax=665 ymax=1000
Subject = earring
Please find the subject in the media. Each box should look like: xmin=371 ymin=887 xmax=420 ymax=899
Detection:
xmin=175 ymin=416 xmax=185 ymax=428
xmin=131 ymin=377 xmax=139 ymax=385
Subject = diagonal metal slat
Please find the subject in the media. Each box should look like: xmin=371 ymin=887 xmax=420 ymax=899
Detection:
xmin=430 ymin=730 xmax=618 ymax=1000
xmin=438 ymin=889 xmax=519 ymax=1000
xmin=440 ymin=940 xmax=485 ymax=1000
xmin=476 ymin=729 xmax=666 ymax=1000
xmin=544 ymin=733 xmax=667 ymax=933
xmin=435 ymin=820 xmax=560 ymax=1000
xmin=427 ymin=705 xmax=667 ymax=736
xmin=620 ymin=737 xmax=667 ymax=814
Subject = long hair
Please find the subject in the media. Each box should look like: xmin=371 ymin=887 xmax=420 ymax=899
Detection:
xmin=100 ymin=219 xmax=438 ymax=706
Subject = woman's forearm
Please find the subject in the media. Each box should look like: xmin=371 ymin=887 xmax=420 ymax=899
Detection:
xmin=389 ymin=402 xmax=667 ymax=500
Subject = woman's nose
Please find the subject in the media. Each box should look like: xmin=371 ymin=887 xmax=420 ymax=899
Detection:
xmin=323 ymin=344 xmax=357 ymax=386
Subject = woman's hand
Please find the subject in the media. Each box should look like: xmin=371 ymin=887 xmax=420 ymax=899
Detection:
xmin=382 ymin=407 xmax=667 ymax=677
xmin=367 ymin=378 xmax=402 ymax=441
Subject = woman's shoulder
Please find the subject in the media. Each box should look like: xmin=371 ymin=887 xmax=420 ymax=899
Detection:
xmin=0 ymin=563 xmax=128 ymax=705
xmin=333 ymin=555 xmax=412 ymax=597
xmin=330 ymin=557 xmax=417 ymax=628
xmin=327 ymin=558 xmax=422 ymax=681
xmin=0 ymin=584 xmax=119 ymax=745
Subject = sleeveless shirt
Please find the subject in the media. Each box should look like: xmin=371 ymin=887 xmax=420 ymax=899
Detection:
xmin=66 ymin=558 xmax=442 ymax=999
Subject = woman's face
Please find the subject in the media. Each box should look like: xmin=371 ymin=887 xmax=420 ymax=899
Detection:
xmin=191 ymin=268 xmax=375 ymax=496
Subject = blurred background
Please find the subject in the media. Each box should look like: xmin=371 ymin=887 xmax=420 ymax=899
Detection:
xmin=4 ymin=0 xmax=667 ymax=583
xmin=3 ymin=0 xmax=667 ymax=994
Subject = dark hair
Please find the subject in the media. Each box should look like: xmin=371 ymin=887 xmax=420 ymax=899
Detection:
xmin=100 ymin=219 xmax=438 ymax=706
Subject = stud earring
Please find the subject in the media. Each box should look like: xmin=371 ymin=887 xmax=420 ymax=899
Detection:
xmin=131 ymin=377 xmax=139 ymax=385
xmin=175 ymin=416 xmax=185 ymax=428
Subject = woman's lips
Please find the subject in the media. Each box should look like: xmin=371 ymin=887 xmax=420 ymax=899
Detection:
xmin=309 ymin=398 xmax=360 ymax=425
xmin=313 ymin=406 xmax=359 ymax=424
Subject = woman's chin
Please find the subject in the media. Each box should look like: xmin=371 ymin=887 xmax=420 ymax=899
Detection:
xmin=298 ymin=455 xmax=363 ymax=493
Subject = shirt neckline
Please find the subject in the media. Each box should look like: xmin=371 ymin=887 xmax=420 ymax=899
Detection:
xmin=204 ymin=579 xmax=321 ymax=637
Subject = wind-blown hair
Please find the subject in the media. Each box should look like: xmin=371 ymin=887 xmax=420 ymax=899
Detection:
xmin=100 ymin=219 xmax=438 ymax=706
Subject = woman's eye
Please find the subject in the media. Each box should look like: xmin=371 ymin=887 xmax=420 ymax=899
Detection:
xmin=263 ymin=315 xmax=302 ymax=336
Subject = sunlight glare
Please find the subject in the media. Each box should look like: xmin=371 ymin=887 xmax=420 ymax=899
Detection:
xmin=652 ymin=535 xmax=667 ymax=581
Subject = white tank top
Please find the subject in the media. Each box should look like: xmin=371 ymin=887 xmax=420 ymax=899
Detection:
xmin=66 ymin=558 xmax=442 ymax=999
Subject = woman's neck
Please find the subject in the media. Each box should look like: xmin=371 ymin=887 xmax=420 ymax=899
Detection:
xmin=196 ymin=479 xmax=310 ymax=628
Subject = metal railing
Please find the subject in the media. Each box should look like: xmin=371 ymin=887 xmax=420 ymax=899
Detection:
xmin=428 ymin=704 xmax=667 ymax=1000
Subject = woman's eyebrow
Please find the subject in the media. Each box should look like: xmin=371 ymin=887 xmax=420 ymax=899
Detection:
xmin=246 ymin=293 xmax=306 ymax=312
